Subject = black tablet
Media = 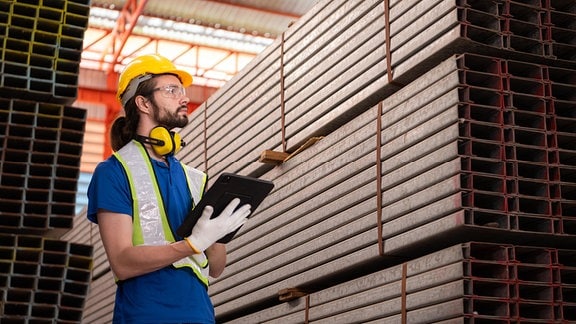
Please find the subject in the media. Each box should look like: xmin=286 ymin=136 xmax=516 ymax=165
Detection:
xmin=176 ymin=172 xmax=275 ymax=243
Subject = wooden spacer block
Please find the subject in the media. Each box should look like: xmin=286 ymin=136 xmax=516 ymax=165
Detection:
xmin=259 ymin=150 xmax=290 ymax=164
xmin=259 ymin=137 xmax=324 ymax=164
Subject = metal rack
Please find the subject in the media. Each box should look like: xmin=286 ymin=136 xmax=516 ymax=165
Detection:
xmin=0 ymin=0 xmax=93 ymax=322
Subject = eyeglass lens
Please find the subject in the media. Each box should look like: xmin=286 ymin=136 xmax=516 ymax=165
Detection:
xmin=156 ymin=85 xmax=186 ymax=98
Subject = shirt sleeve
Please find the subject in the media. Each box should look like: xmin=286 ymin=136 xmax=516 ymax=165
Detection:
xmin=86 ymin=156 xmax=133 ymax=223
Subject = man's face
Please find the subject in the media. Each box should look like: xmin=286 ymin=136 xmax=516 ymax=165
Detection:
xmin=149 ymin=74 xmax=189 ymax=129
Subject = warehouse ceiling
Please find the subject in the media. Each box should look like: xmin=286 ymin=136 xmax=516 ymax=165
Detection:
xmin=82 ymin=0 xmax=319 ymax=87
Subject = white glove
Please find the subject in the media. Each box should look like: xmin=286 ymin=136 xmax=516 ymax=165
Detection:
xmin=185 ymin=198 xmax=251 ymax=253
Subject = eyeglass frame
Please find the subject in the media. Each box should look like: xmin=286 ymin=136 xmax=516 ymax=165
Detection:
xmin=148 ymin=85 xmax=187 ymax=99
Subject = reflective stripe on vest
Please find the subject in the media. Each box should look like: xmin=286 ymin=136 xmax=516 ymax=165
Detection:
xmin=114 ymin=140 xmax=210 ymax=286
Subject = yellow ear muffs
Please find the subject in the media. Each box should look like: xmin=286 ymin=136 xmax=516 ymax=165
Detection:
xmin=138 ymin=126 xmax=184 ymax=156
xmin=149 ymin=126 xmax=176 ymax=156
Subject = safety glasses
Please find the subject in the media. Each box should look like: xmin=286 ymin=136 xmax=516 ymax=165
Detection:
xmin=151 ymin=85 xmax=186 ymax=99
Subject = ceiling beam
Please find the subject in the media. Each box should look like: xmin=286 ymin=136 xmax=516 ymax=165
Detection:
xmin=103 ymin=0 xmax=149 ymax=73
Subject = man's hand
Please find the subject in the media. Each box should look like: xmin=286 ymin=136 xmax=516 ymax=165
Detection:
xmin=185 ymin=198 xmax=251 ymax=253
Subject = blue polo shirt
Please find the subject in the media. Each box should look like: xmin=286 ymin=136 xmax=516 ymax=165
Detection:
xmin=87 ymin=153 xmax=214 ymax=324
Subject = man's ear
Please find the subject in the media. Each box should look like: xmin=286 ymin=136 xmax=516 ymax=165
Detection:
xmin=135 ymin=95 xmax=152 ymax=114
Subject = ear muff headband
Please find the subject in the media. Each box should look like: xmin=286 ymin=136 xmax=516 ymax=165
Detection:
xmin=138 ymin=126 xmax=184 ymax=156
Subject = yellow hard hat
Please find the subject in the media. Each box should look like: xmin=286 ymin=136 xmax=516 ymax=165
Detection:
xmin=117 ymin=54 xmax=193 ymax=106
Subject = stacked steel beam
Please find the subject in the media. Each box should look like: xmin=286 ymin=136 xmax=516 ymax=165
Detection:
xmin=226 ymin=242 xmax=576 ymax=323
xmin=204 ymin=53 xmax=576 ymax=319
xmin=0 ymin=0 xmax=89 ymax=104
xmin=173 ymin=0 xmax=576 ymax=321
xmin=60 ymin=208 xmax=114 ymax=324
xmin=0 ymin=0 xmax=93 ymax=321
xmin=0 ymin=234 xmax=93 ymax=322
xmin=178 ymin=0 xmax=575 ymax=178
xmin=0 ymin=99 xmax=86 ymax=233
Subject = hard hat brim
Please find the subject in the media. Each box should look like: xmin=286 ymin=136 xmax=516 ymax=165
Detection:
xmin=170 ymin=70 xmax=193 ymax=88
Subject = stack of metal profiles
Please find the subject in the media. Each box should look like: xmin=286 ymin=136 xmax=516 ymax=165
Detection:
xmin=60 ymin=209 xmax=113 ymax=323
xmin=227 ymin=242 xmax=576 ymax=323
xmin=0 ymin=100 xmax=86 ymax=232
xmin=0 ymin=0 xmax=89 ymax=104
xmin=179 ymin=0 xmax=575 ymax=177
xmin=0 ymin=0 xmax=93 ymax=322
xmin=202 ymin=53 xmax=576 ymax=321
xmin=175 ymin=0 xmax=576 ymax=322
xmin=0 ymin=235 xmax=93 ymax=322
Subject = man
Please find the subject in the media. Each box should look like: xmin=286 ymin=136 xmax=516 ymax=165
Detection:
xmin=87 ymin=54 xmax=250 ymax=323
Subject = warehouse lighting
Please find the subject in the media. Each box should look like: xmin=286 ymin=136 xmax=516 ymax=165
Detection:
xmin=88 ymin=7 xmax=273 ymax=54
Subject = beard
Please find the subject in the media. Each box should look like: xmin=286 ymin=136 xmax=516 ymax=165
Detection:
xmin=152 ymin=101 xmax=189 ymax=129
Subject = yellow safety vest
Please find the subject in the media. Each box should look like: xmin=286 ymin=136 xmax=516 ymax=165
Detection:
xmin=114 ymin=140 xmax=210 ymax=286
